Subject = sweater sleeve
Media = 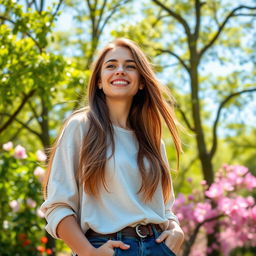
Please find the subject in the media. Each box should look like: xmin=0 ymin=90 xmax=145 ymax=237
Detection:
xmin=160 ymin=140 xmax=180 ymax=225
xmin=40 ymin=114 xmax=86 ymax=239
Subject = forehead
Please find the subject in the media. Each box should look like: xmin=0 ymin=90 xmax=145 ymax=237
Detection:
xmin=103 ymin=46 xmax=134 ymax=62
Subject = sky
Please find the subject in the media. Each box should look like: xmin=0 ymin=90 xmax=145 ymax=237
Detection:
xmin=52 ymin=0 xmax=256 ymax=133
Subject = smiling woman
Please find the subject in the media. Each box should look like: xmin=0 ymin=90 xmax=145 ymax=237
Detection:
xmin=41 ymin=38 xmax=184 ymax=256
xmin=98 ymin=47 xmax=142 ymax=128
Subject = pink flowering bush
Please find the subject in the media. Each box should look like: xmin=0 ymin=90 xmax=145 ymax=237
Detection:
xmin=174 ymin=164 xmax=256 ymax=256
xmin=0 ymin=142 xmax=53 ymax=255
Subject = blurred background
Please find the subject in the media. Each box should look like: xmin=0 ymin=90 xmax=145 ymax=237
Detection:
xmin=0 ymin=0 xmax=255 ymax=255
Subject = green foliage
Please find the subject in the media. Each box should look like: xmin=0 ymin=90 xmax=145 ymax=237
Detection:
xmin=0 ymin=145 xmax=46 ymax=255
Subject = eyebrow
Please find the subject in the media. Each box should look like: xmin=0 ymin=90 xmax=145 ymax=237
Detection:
xmin=104 ymin=59 xmax=135 ymax=64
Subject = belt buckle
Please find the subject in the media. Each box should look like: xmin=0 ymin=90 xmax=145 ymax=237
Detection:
xmin=135 ymin=224 xmax=147 ymax=238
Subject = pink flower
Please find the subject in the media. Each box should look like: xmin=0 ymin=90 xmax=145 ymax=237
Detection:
xmin=233 ymin=165 xmax=248 ymax=176
xmin=9 ymin=200 xmax=20 ymax=212
xmin=34 ymin=166 xmax=45 ymax=182
xmin=200 ymin=180 xmax=207 ymax=186
xmin=14 ymin=145 xmax=27 ymax=159
xmin=194 ymin=202 xmax=212 ymax=222
xmin=26 ymin=198 xmax=36 ymax=208
xmin=3 ymin=141 xmax=13 ymax=151
xmin=188 ymin=194 xmax=194 ymax=200
xmin=246 ymin=196 xmax=255 ymax=206
xmin=251 ymin=206 xmax=256 ymax=221
xmin=226 ymin=172 xmax=241 ymax=185
xmin=221 ymin=179 xmax=234 ymax=192
xmin=187 ymin=177 xmax=193 ymax=183
xmin=205 ymin=183 xmax=223 ymax=199
xmin=175 ymin=193 xmax=186 ymax=205
xmin=36 ymin=150 xmax=47 ymax=162
xmin=36 ymin=208 xmax=45 ymax=218
xmin=243 ymin=173 xmax=256 ymax=190
xmin=218 ymin=197 xmax=233 ymax=214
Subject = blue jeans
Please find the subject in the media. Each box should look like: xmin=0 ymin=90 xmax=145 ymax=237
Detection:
xmin=86 ymin=225 xmax=176 ymax=256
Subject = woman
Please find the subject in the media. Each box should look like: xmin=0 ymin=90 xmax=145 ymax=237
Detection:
xmin=41 ymin=38 xmax=184 ymax=256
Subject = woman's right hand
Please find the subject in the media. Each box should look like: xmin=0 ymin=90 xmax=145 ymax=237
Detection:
xmin=88 ymin=240 xmax=130 ymax=256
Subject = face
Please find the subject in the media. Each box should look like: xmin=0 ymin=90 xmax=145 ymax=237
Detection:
xmin=98 ymin=46 xmax=143 ymax=103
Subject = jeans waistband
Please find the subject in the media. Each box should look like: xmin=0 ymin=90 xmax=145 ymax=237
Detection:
xmin=86 ymin=223 xmax=162 ymax=240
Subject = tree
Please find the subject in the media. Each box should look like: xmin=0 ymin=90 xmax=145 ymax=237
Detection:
xmin=150 ymin=0 xmax=256 ymax=186
xmin=112 ymin=1 xmax=256 ymax=254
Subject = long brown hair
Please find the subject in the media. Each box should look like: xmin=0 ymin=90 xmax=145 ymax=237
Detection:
xmin=43 ymin=38 xmax=181 ymax=203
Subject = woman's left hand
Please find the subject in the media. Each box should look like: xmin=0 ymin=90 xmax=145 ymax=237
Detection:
xmin=156 ymin=220 xmax=184 ymax=255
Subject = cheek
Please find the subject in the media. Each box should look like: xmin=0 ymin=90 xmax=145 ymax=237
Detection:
xmin=101 ymin=71 xmax=112 ymax=82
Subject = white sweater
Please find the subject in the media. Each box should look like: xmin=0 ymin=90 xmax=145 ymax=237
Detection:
xmin=40 ymin=112 xmax=179 ymax=239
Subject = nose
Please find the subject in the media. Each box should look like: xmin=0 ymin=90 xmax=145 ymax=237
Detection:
xmin=115 ymin=65 xmax=125 ymax=75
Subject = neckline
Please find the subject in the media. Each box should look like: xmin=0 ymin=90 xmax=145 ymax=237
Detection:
xmin=112 ymin=124 xmax=134 ymax=134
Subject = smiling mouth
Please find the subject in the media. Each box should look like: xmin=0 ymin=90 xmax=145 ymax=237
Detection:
xmin=111 ymin=80 xmax=130 ymax=86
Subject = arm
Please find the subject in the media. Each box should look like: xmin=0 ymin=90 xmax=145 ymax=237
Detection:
xmin=57 ymin=215 xmax=95 ymax=256
xmin=41 ymin=116 xmax=83 ymax=238
xmin=57 ymin=215 xmax=130 ymax=256
xmin=41 ymin=115 xmax=130 ymax=255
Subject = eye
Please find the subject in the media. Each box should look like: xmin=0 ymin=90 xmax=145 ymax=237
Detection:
xmin=126 ymin=65 xmax=136 ymax=69
xmin=106 ymin=64 xmax=115 ymax=69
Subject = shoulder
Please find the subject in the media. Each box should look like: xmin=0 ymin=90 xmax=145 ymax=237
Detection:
xmin=65 ymin=108 xmax=90 ymax=131
xmin=58 ymin=108 xmax=90 ymax=144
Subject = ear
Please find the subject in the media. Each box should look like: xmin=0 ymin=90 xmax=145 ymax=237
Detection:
xmin=98 ymin=79 xmax=102 ymax=89
xmin=139 ymin=84 xmax=144 ymax=90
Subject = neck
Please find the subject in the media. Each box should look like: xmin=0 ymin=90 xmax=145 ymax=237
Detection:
xmin=106 ymin=98 xmax=132 ymax=129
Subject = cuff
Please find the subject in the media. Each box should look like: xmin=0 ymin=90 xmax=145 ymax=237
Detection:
xmin=45 ymin=206 xmax=77 ymax=239
xmin=166 ymin=211 xmax=180 ymax=225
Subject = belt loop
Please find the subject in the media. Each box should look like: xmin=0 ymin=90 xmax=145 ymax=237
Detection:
xmin=151 ymin=224 xmax=159 ymax=239
xmin=116 ymin=230 xmax=122 ymax=240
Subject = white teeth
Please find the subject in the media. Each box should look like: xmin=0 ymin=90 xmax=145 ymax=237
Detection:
xmin=112 ymin=81 xmax=128 ymax=85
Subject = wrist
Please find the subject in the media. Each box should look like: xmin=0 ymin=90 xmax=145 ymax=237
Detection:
xmin=78 ymin=245 xmax=96 ymax=256
xmin=167 ymin=219 xmax=180 ymax=230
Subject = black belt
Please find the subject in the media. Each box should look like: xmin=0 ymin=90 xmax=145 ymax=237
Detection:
xmin=86 ymin=224 xmax=162 ymax=239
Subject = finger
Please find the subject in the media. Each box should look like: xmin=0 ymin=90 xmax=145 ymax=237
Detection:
xmin=166 ymin=237 xmax=182 ymax=255
xmin=164 ymin=236 xmax=177 ymax=251
xmin=155 ymin=231 xmax=168 ymax=243
xmin=107 ymin=240 xmax=130 ymax=250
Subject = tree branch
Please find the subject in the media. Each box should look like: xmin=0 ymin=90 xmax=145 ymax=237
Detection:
xmin=28 ymin=99 xmax=40 ymax=124
xmin=155 ymin=48 xmax=190 ymax=73
xmin=176 ymin=104 xmax=195 ymax=132
xmin=0 ymin=16 xmax=41 ymax=49
xmin=39 ymin=0 xmax=45 ymax=13
xmin=0 ymin=114 xmax=41 ymax=139
xmin=199 ymin=5 xmax=256 ymax=59
xmin=32 ymin=0 xmax=39 ymax=11
xmin=209 ymin=87 xmax=256 ymax=159
xmin=0 ymin=90 xmax=36 ymax=134
xmin=52 ymin=0 xmax=64 ymax=18
xmin=194 ymin=0 xmax=206 ymax=39
xmin=183 ymin=214 xmax=225 ymax=256
xmin=98 ymin=0 xmax=130 ymax=36
xmin=95 ymin=0 xmax=107 ymax=33
xmin=86 ymin=0 xmax=95 ymax=35
xmin=151 ymin=0 xmax=191 ymax=37
xmin=152 ymin=14 xmax=169 ymax=28
xmin=233 ymin=13 xmax=256 ymax=17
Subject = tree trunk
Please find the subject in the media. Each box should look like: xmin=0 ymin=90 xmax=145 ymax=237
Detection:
xmin=189 ymin=43 xmax=219 ymax=256
xmin=189 ymin=45 xmax=214 ymax=185
xmin=40 ymin=97 xmax=56 ymax=255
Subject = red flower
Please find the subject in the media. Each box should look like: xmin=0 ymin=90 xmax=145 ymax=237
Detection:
xmin=46 ymin=248 xmax=53 ymax=255
xmin=22 ymin=240 xmax=31 ymax=246
xmin=18 ymin=233 xmax=27 ymax=241
xmin=37 ymin=246 xmax=45 ymax=252
xmin=40 ymin=236 xmax=48 ymax=244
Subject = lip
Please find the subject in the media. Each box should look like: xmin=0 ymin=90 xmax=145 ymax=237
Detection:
xmin=111 ymin=79 xmax=130 ymax=84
